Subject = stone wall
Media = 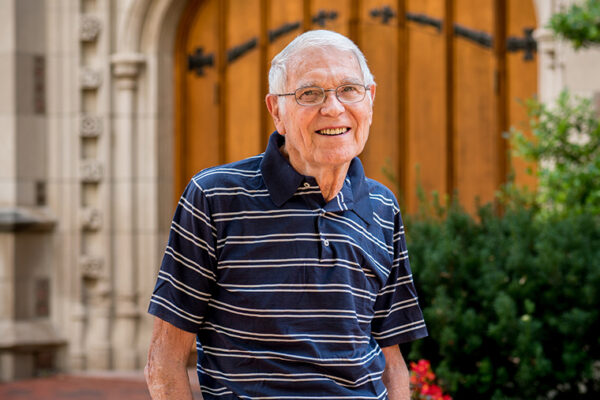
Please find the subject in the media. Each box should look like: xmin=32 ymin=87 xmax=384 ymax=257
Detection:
xmin=535 ymin=0 xmax=600 ymax=106
xmin=0 ymin=0 xmax=65 ymax=381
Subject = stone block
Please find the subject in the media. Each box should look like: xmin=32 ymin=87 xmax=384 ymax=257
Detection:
xmin=0 ymin=53 xmax=16 ymax=114
xmin=15 ymin=0 xmax=46 ymax=53
xmin=137 ymin=117 xmax=157 ymax=179
xmin=16 ymin=115 xmax=47 ymax=181
xmin=80 ymin=207 xmax=102 ymax=232
xmin=157 ymin=53 xmax=176 ymax=117
xmin=80 ymin=14 xmax=102 ymax=42
xmin=80 ymin=254 xmax=105 ymax=279
xmin=16 ymin=180 xmax=35 ymax=207
xmin=0 ymin=233 xmax=15 ymax=319
xmin=80 ymin=67 xmax=103 ymax=90
xmin=80 ymin=160 xmax=104 ymax=183
xmin=0 ymin=319 xmax=66 ymax=381
xmin=46 ymin=115 xmax=62 ymax=182
xmin=15 ymin=233 xmax=53 ymax=319
xmin=15 ymin=53 xmax=34 ymax=115
xmin=14 ymin=274 xmax=52 ymax=320
xmin=0 ymin=352 xmax=34 ymax=382
xmin=112 ymin=182 xmax=134 ymax=232
xmin=80 ymin=114 xmax=103 ymax=138
xmin=136 ymin=181 xmax=157 ymax=233
xmin=564 ymin=47 xmax=600 ymax=97
xmin=0 ymin=0 xmax=16 ymax=53
xmin=56 ymin=117 xmax=80 ymax=181
xmin=157 ymin=116 xmax=174 ymax=180
xmin=0 ymin=207 xmax=55 ymax=233
xmin=0 ymin=115 xmax=16 ymax=179
xmin=0 ymin=181 xmax=17 ymax=207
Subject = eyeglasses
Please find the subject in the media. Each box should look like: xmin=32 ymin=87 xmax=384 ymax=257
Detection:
xmin=273 ymin=84 xmax=369 ymax=106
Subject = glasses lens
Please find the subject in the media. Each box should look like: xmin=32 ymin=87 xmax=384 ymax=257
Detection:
xmin=336 ymin=84 xmax=366 ymax=103
xmin=296 ymin=87 xmax=325 ymax=105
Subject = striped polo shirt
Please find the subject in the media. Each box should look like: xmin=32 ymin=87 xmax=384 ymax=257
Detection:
xmin=149 ymin=132 xmax=427 ymax=399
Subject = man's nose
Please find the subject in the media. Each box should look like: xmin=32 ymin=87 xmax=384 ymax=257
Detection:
xmin=320 ymin=90 xmax=345 ymax=116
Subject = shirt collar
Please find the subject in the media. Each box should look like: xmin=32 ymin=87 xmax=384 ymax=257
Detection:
xmin=260 ymin=131 xmax=374 ymax=224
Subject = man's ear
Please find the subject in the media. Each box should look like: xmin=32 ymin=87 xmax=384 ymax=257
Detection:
xmin=367 ymin=84 xmax=376 ymax=126
xmin=368 ymin=84 xmax=376 ymax=103
xmin=265 ymin=94 xmax=286 ymax=135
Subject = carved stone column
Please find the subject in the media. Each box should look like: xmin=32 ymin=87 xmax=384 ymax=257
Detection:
xmin=534 ymin=27 xmax=565 ymax=104
xmin=533 ymin=0 xmax=566 ymax=104
xmin=110 ymin=53 xmax=145 ymax=369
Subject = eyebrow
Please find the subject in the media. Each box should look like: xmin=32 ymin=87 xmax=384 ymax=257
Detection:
xmin=296 ymin=78 xmax=364 ymax=89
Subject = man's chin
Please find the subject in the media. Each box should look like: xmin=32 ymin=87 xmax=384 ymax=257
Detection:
xmin=313 ymin=151 xmax=357 ymax=169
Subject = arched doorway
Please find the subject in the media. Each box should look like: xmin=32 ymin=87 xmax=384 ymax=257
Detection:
xmin=174 ymin=0 xmax=538 ymax=214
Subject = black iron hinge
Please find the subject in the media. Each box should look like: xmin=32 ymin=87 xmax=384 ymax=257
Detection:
xmin=189 ymin=10 xmax=338 ymax=76
xmin=369 ymin=5 xmax=537 ymax=60
xmin=188 ymin=47 xmax=214 ymax=76
xmin=454 ymin=24 xmax=493 ymax=48
xmin=370 ymin=5 xmax=396 ymax=24
xmin=507 ymin=28 xmax=537 ymax=60
xmin=406 ymin=12 xmax=443 ymax=31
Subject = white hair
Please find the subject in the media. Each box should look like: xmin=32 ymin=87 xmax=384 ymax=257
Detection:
xmin=268 ymin=30 xmax=375 ymax=95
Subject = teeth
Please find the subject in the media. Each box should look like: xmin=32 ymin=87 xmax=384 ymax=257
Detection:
xmin=318 ymin=128 xmax=348 ymax=135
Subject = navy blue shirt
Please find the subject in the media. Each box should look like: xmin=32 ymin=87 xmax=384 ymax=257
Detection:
xmin=149 ymin=132 xmax=427 ymax=399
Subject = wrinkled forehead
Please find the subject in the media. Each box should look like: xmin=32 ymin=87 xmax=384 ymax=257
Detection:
xmin=285 ymin=47 xmax=363 ymax=88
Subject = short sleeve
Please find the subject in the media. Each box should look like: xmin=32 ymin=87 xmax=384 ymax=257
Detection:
xmin=148 ymin=179 xmax=218 ymax=333
xmin=370 ymin=209 xmax=428 ymax=347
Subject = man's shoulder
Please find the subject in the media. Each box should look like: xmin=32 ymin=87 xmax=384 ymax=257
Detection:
xmin=364 ymin=178 xmax=401 ymax=215
xmin=190 ymin=154 xmax=265 ymax=191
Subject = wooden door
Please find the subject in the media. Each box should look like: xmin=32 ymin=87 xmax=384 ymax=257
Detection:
xmin=175 ymin=0 xmax=538 ymax=214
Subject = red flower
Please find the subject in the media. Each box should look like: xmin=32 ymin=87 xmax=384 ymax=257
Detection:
xmin=409 ymin=359 xmax=452 ymax=400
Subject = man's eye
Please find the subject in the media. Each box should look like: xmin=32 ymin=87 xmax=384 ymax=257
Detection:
xmin=298 ymin=89 xmax=322 ymax=102
xmin=300 ymin=89 xmax=318 ymax=97
xmin=341 ymin=85 xmax=358 ymax=93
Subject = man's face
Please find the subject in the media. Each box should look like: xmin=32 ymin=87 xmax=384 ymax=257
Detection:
xmin=266 ymin=47 xmax=375 ymax=175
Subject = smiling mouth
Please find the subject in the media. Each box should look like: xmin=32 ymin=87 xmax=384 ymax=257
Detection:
xmin=316 ymin=127 xmax=349 ymax=136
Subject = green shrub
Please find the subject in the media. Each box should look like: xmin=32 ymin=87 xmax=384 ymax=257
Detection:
xmin=510 ymin=90 xmax=600 ymax=217
xmin=399 ymin=86 xmax=600 ymax=399
xmin=548 ymin=0 xmax=600 ymax=49
xmin=404 ymin=202 xmax=600 ymax=399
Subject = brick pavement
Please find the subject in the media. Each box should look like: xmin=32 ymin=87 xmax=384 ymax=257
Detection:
xmin=0 ymin=372 xmax=203 ymax=400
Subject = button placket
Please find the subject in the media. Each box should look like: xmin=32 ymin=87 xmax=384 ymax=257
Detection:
xmin=317 ymin=209 xmax=332 ymax=258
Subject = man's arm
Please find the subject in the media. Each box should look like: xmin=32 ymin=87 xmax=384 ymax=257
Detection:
xmin=381 ymin=345 xmax=410 ymax=400
xmin=145 ymin=317 xmax=199 ymax=400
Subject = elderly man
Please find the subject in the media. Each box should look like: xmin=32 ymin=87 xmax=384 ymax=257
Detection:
xmin=145 ymin=30 xmax=427 ymax=399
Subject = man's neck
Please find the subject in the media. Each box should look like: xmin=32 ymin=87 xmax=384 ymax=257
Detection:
xmin=312 ymin=168 xmax=348 ymax=202
xmin=279 ymin=144 xmax=350 ymax=202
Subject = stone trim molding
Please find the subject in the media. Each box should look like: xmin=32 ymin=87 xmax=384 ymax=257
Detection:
xmin=80 ymin=255 xmax=106 ymax=279
xmin=111 ymin=53 xmax=146 ymax=89
xmin=80 ymin=114 xmax=103 ymax=138
xmin=0 ymin=207 xmax=56 ymax=232
xmin=0 ymin=320 xmax=66 ymax=349
xmin=80 ymin=67 xmax=103 ymax=89
xmin=80 ymin=159 xmax=104 ymax=183
xmin=80 ymin=14 xmax=102 ymax=42
xmin=80 ymin=207 xmax=103 ymax=232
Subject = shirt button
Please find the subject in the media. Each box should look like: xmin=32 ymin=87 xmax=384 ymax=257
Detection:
xmin=323 ymin=239 xmax=330 ymax=247
xmin=303 ymin=182 xmax=310 ymax=187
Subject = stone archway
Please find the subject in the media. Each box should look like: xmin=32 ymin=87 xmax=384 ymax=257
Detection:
xmin=102 ymin=0 xmax=189 ymax=370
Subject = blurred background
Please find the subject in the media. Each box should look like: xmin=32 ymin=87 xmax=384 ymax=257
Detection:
xmin=1 ymin=0 xmax=599 ymax=398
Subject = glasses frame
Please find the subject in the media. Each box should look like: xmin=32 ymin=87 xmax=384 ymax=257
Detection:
xmin=273 ymin=84 xmax=370 ymax=106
